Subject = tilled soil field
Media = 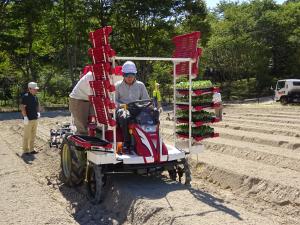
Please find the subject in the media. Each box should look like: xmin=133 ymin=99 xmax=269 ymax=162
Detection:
xmin=0 ymin=103 xmax=299 ymax=224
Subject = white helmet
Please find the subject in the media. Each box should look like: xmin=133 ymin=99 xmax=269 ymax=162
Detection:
xmin=122 ymin=61 xmax=137 ymax=74
xmin=28 ymin=82 xmax=39 ymax=90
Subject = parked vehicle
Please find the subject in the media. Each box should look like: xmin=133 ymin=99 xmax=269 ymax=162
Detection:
xmin=274 ymin=79 xmax=300 ymax=105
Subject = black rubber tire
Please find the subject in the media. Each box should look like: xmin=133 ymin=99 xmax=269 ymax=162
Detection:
xmin=168 ymin=169 xmax=177 ymax=181
xmin=280 ymin=96 xmax=289 ymax=105
xmin=177 ymin=166 xmax=184 ymax=183
xmin=60 ymin=138 xmax=86 ymax=187
xmin=183 ymin=159 xmax=192 ymax=185
xmin=86 ymin=164 xmax=109 ymax=204
xmin=176 ymin=159 xmax=192 ymax=185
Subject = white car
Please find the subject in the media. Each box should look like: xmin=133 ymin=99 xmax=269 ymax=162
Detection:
xmin=274 ymin=79 xmax=300 ymax=104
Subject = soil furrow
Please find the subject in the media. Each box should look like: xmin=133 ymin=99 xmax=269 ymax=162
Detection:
xmin=190 ymin=152 xmax=300 ymax=218
xmin=226 ymin=112 xmax=300 ymax=120
xmin=220 ymin=117 xmax=300 ymax=131
xmin=225 ymin=115 xmax=300 ymax=125
xmin=213 ymin=123 xmax=300 ymax=137
xmin=203 ymin=138 xmax=300 ymax=172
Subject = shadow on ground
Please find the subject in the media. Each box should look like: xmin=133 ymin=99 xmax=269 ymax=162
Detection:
xmin=58 ymin=174 xmax=242 ymax=224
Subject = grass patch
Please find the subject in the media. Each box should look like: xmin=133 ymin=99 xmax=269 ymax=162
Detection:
xmin=220 ymin=78 xmax=273 ymax=100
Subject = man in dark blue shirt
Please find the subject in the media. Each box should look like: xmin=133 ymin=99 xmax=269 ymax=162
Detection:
xmin=20 ymin=82 xmax=40 ymax=155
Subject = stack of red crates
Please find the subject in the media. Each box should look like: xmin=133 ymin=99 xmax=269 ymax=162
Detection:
xmin=172 ymin=32 xmax=202 ymax=78
xmin=172 ymin=31 xmax=220 ymax=142
xmin=88 ymin=26 xmax=116 ymax=127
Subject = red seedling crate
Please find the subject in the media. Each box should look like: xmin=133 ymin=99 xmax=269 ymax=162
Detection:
xmin=88 ymin=45 xmax=116 ymax=64
xmin=173 ymin=48 xmax=201 ymax=78
xmin=91 ymin=63 xmax=111 ymax=81
xmin=172 ymin=32 xmax=201 ymax=52
xmin=80 ymin=65 xmax=93 ymax=79
xmin=89 ymin=96 xmax=116 ymax=126
xmin=113 ymin=66 xmax=123 ymax=75
xmin=89 ymin=26 xmax=113 ymax=48
xmin=172 ymin=31 xmax=201 ymax=78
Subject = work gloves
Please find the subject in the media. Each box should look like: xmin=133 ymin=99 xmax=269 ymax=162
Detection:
xmin=120 ymin=109 xmax=130 ymax=118
xmin=23 ymin=116 xmax=29 ymax=125
xmin=23 ymin=112 xmax=40 ymax=125
xmin=159 ymin=107 xmax=163 ymax=113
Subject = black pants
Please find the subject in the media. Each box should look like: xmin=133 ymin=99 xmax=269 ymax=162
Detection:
xmin=116 ymin=108 xmax=131 ymax=146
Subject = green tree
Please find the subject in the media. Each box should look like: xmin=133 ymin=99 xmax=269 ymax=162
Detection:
xmin=204 ymin=0 xmax=300 ymax=98
xmin=205 ymin=2 xmax=260 ymax=98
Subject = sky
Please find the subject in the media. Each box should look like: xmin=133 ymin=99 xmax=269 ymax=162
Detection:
xmin=206 ymin=0 xmax=286 ymax=9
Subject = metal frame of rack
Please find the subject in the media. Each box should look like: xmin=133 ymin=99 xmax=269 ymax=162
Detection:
xmin=112 ymin=56 xmax=195 ymax=153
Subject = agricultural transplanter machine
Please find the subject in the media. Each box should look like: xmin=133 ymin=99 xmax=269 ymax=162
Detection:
xmin=50 ymin=26 xmax=219 ymax=203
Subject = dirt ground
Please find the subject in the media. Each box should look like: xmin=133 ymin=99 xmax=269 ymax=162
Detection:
xmin=0 ymin=102 xmax=299 ymax=225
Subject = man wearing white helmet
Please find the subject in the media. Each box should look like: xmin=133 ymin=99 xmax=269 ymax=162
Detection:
xmin=115 ymin=61 xmax=150 ymax=153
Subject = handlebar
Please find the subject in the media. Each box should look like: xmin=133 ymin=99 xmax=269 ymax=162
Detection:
xmin=119 ymin=99 xmax=153 ymax=109
xmin=127 ymin=99 xmax=153 ymax=109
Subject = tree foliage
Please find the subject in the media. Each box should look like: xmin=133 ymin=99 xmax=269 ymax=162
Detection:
xmin=204 ymin=0 xmax=300 ymax=99
xmin=0 ymin=0 xmax=299 ymax=105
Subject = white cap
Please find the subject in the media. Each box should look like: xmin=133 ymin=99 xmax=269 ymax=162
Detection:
xmin=28 ymin=82 xmax=39 ymax=90
xmin=122 ymin=61 xmax=137 ymax=74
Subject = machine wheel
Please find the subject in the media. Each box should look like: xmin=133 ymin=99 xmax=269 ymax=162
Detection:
xmin=184 ymin=159 xmax=192 ymax=186
xmin=168 ymin=169 xmax=177 ymax=181
xmin=60 ymin=138 xmax=86 ymax=186
xmin=280 ymin=96 xmax=289 ymax=105
xmin=86 ymin=164 xmax=109 ymax=204
xmin=177 ymin=166 xmax=184 ymax=183
xmin=177 ymin=159 xmax=192 ymax=185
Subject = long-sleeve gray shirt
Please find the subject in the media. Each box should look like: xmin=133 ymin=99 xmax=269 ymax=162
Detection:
xmin=115 ymin=80 xmax=150 ymax=104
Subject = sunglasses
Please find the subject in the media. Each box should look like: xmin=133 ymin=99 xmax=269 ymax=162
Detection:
xmin=123 ymin=73 xmax=136 ymax=77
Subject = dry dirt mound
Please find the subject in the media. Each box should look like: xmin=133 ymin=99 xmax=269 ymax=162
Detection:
xmin=0 ymin=103 xmax=299 ymax=224
xmin=161 ymin=103 xmax=300 ymax=224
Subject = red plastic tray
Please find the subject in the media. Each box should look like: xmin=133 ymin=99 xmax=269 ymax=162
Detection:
xmin=173 ymin=48 xmax=201 ymax=77
xmin=113 ymin=66 xmax=123 ymax=75
xmin=177 ymin=117 xmax=220 ymax=127
xmin=88 ymin=46 xmax=116 ymax=64
xmin=89 ymin=80 xmax=115 ymax=95
xmin=89 ymin=96 xmax=116 ymax=126
xmin=91 ymin=63 xmax=111 ymax=80
xmin=68 ymin=135 xmax=113 ymax=149
xmin=177 ymin=132 xmax=219 ymax=142
xmin=172 ymin=32 xmax=201 ymax=54
xmin=89 ymin=26 xmax=113 ymax=48
xmin=172 ymin=32 xmax=202 ymax=77
xmin=177 ymin=87 xmax=220 ymax=96
xmin=176 ymin=102 xmax=221 ymax=111
xmin=80 ymin=65 xmax=93 ymax=78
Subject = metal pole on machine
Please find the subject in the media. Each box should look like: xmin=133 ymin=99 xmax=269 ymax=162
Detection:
xmin=114 ymin=56 xmax=191 ymax=63
xmin=111 ymin=56 xmax=194 ymax=153
xmin=111 ymin=58 xmax=117 ymax=154
xmin=188 ymin=60 xmax=192 ymax=151
xmin=173 ymin=62 xmax=177 ymax=147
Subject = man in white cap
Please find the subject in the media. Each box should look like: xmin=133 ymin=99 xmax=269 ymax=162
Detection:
xmin=115 ymin=61 xmax=150 ymax=153
xmin=20 ymin=82 xmax=41 ymax=155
